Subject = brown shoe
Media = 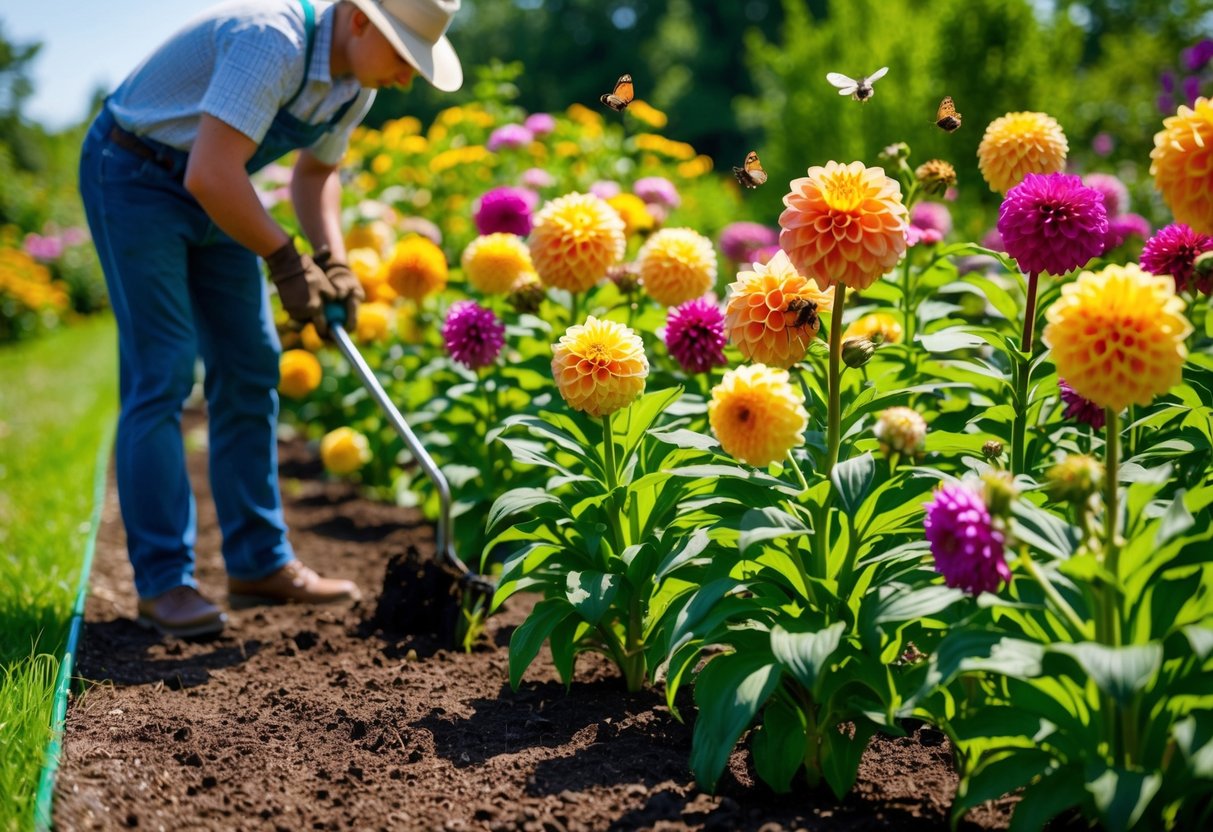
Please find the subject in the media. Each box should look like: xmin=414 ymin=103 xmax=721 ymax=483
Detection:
xmin=137 ymin=585 xmax=227 ymax=638
xmin=227 ymin=560 xmax=361 ymax=609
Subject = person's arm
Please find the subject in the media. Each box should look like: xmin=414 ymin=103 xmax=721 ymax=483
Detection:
xmin=291 ymin=149 xmax=347 ymax=262
xmin=183 ymin=114 xmax=290 ymax=256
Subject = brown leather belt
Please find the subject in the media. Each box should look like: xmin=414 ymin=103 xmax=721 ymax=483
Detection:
xmin=108 ymin=124 xmax=179 ymax=172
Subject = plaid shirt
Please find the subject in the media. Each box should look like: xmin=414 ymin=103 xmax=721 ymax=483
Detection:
xmin=107 ymin=0 xmax=373 ymax=165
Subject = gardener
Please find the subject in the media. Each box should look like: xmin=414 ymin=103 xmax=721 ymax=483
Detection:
xmin=79 ymin=0 xmax=463 ymax=637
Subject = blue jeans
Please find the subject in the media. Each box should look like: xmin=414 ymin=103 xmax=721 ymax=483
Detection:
xmin=79 ymin=109 xmax=294 ymax=599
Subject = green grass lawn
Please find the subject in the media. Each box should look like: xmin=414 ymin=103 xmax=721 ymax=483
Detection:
xmin=0 ymin=317 xmax=117 ymax=830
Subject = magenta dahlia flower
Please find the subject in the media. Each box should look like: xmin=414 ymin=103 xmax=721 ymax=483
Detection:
xmin=1058 ymin=379 xmax=1106 ymax=429
xmin=997 ymin=173 xmax=1108 ymax=276
xmin=664 ymin=297 xmax=727 ymax=374
xmin=473 ymin=187 xmax=536 ymax=237
xmin=910 ymin=201 xmax=953 ymax=236
xmin=487 ymin=124 xmax=534 ymax=152
xmin=924 ymin=484 xmax=1010 ymax=595
xmin=523 ymin=112 xmax=556 ymax=136
xmin=1102 ymin=213 xmax=1151 ymax=253
xmin=634 ymin=176 xmax=681 ymax=209
xmin=1140 ymin=222 xmax=1213 ymax=294
xmin=1081 ymin=172 xmax=1130 ymax=217
xmin=442 ymin=301 xmax=506 ymax=370
xmin=719 ymin=222 xmax=780 ymax=263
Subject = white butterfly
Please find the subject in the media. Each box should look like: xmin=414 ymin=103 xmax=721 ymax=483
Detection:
xmin=826 ymin=66 xmax=889 ymax=102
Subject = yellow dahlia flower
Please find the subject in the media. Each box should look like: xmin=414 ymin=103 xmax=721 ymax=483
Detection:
xmin=843 ymin=311 xmax=903 ymax=344
xmin=348 ymin=247 xmax=387 ymax=300
xmin=607 ymin=193 xmax=656 ymax=237
xmin=279 ymin=350 xmax=322 ymax=399
xmin=1042 ymin=263 xmax=1192 ymax=411
xmin=779 ymin=161 xmax=908 ymax=292
xmin=723 ymin=249 xmax=834 ymax=369
xmin=355 ymin=302 xmax=394 ymax=343
xmin=1150 ymin=97 xmax=1213 ymax=234
xmin=344 ymin=220 xmax=392 ymax=256
xmin=637 ymin=227 xmax=717 ymax=307
xmin=551 ymin=316 xmax=648 ymax=418
xmin=461 ymin=233 xmax=536 ymax=295
xmin=709 ymin=364 xmax=808 ymax=468
xmin=320 ymin=427 xmax=371 ymax=475
xmin=529 ymin=193 xmax=626 ymax=293
xmin=385 ymin=236 xmax=448 ymax=302
xmin=977 ymin=112 xmax=1068 ymax=194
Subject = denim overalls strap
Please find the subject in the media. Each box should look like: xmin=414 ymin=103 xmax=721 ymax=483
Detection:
xmin=244 ymin=0 xmax=358 ymax=173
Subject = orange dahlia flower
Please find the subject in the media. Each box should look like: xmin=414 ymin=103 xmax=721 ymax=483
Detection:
xmin=779 ymin=161 xmax=908 ymax=292
xmin=1150 ymin=97 xmax=1213 ymax=234
xmin=1042 ymin=263 xmax=1191 ymax=411
xmin=530 ymin=193 xmax=626 ymax=293
xmin=709 ymin=364 xmax=808 ymax=468
xmin=551 ymin=316 xmax=649 ymax=418
xmin=637 ymin=227 xmax=717 ymax=307
xmin=461 ymin=233 xmax=535 ymax=295
xmin=384 ymin=236 xmax=448 ymax=302
xmin=977 ymin=111 xmax=1068 ymax=194
xmin=723 ymin=249 xmax=833 ymax=369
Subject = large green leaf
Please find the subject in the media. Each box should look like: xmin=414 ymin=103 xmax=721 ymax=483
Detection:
xmin=821 ymin=718 xmax=879 ymax=800
xmin=1005 ymin=764 xmax=1085 ymax=832
xmin=830 ymin=452 xmax=875 ymax=515
xmin=509 ymin=598 xmax=575 ymax=689
xmin=1085 ymin=766 xmax=1162 ymax=832
xmin=750 ymin=696 xmax=807 ymax=794
xmin=738 ymin=506 xmax=808 ymax=558
xmin=565 ymin=570 xmax=620 ymax=626
xmin=486 ymin=487 xmax=564 ymax=537
xmin=769 ymin=622 xmax=846 ymax=699
xmin=954 ymin=748 xmax=1056 ymax=824
xmin=689 ymin=650 xmax=782 ymax=792
xmin=1048 ymin=642 xmax=1163 ymax=706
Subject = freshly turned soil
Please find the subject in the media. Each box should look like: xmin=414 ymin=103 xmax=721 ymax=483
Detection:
xmin=54 ymin=410 xmax=1015 ymax=831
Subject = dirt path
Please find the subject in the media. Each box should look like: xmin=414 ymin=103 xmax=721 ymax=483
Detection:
xmin=54 ymin=411 xmax=1013 ymax=831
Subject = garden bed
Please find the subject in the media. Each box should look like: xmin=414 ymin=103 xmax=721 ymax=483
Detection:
xmin=54 ymin=411 xmax=1014 ymax=831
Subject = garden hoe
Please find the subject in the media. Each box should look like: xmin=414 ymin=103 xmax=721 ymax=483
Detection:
xmin=323 ymin=303 xmax=495 ymax=645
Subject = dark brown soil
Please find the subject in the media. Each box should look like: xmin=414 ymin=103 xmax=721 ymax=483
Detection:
xmin=54 ymin=411 xmax=1015 ymax=831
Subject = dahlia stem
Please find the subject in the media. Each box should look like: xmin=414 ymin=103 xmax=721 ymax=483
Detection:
xmin=827 ymin=282 xmax=847 ymax=476
xmin=1020 ymin=271 xmax=1039 ymax=354
xmin=601 ymin=413 xmax=626 ymax=555
xmin=902 ymin=250 xmax=916 ymax=348
xmin=569 ymin=290 xmax=582 ymax=327
xmin=1020 ymin=547 xmax=1089 ymax=640
xmin=1101 ymin=407 xmax=1121 ymax=645
xmin=785 ymin=449 xmax=809 ymax=494
xmin=1011 ymin=353 xmax=1031 ymax=477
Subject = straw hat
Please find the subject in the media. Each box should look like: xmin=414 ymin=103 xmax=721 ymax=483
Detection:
xmin=347 ymin=0 xmax=463 ymax=92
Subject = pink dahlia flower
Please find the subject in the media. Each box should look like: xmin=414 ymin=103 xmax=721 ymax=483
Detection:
xmin=442 ymin=301 xmax=506 ymax=370
xmin=997 ymin=173 xmax=1108 ymax=276
xmin=664 ymin=297 xmax=727 ymax=374
xmin=719 ymin=222 xmax=779 ymax=263
xmin=1081 ymin=172 xmax=1130 ymax=217
xmin=634 ymin=176 xmax=681 ymax=209
xmin=1058 ymin=379 xmax=1106 ymax=430
xmin=523 ymin=113 xmax=556 ymax=136
xmin=487 ymin=124 xmax=534 ymax=152
xmin=474 ymin=187 xmax=536 ymax=237
xmin=924 ymin=483 xmax=1010 ymax=595
xmin=1102 ymin=213 xmax=1151 ymax=253
xmin=910 ymin=201 xmax=953 ymax=236
xmin=1140 ymin=222 xmax=1213 ymax=294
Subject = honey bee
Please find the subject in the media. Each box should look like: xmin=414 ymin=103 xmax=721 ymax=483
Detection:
xmin=786 ymin=297 xmax=819 ymax=331
xmin=826 ymin=67 xmax=889 ymax=102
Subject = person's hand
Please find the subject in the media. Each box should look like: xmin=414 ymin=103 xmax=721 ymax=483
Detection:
xmin=265 ymin=240 xmax=337 ymax=332
xmin=318 ymin=260 xmax=365 ymax=333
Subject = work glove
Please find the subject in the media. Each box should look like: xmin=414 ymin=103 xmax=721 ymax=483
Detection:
xmin=313 ymin=249 xmax=365 ymax=333
xmin=265 ymin=240 xmax=337 ymax=334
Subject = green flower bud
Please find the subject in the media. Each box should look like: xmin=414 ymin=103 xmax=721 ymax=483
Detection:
xmin=842 ymin=337 xmax=876 ymax=368
xmin=981 ymin=470 xmax=1018 ymax=521
xmin=982 ymin=439 xmax=1004 ymax=462
xmin=1046 ymin=455 xmax=1104 ymax=505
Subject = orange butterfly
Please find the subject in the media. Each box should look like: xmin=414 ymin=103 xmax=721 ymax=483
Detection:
xmin=600 ymin=74 xmax=634 ymax=112
xmin=935 ymin=96 xmax=962 ymax=132
xmin=733 ymin=150 xmax=768 ymax=189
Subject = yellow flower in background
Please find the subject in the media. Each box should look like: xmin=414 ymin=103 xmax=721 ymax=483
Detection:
xmin=779 ymin=161 xmax=908 ymax=293
xmin=300 ymin=323 xmax=325 ymax=352
xmin=320 ymin=427 xmax=371 ymax=475
xmin=1151 ymin=97 xmax=1213 ymax=234
xmin=634 ymin=134 xmax=697 ymax=161
xmin=530 ymin=192 xmax=626 ymax=293
xmin=724 ymin=250 xmax=833 ymax=369
xmin=371 ymin=153 xmax=393 ymax=175
xmin=709 ymin=364 xmax=808 ymax=468
xmin=551 ymin=316 xmax=648 ymax=418
xmin=348 ymin=247 xmax=386 ymax=298
xmin=355 ymin=302 xmax=394 ymax=343
xmin=843 ymin=311 xmax=903 ymax=344
xmin=461 ymin=233 xmax=536 ymax=295
xmin=566 ymin=103 xmax=603 ymax=128
xmin=1043 ymin=263 xmax=1192 ymax=411
xmin=344 ymin=220 xmax=392 ymax=256
xmin=628 ymin=100 xmax=668 ymax=129
xmin=637 ymin=227 xmax=717 ymax=307
xmin=385 ymin=236 xmax=448 ymax=302
xmin=279 ymin=350 xmax=322 ymax=399
xmin=678 ymin=155 xmax=715 ymax=179
xmin=607 ymin=193 xmax=655 ymax=237
xmin=555 ymin=141 xmax=581 ymax=158
xmin=978 ymin=111 xmax=1068 ymax=194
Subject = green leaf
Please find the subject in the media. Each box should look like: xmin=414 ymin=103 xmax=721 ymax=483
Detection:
xmin=821 ymin=719 xmax=879 ymax=800
xmin=871 ymin=584 xmax=965 ymax=626
xmin=916 ymin=329 xmax=988 ymax=353
xmin=955 ymin=749 xmax=1055 ymax=822
xmin=1048 ymin=642 xmax=1163 ymax=706
xmin=1006 ymin=765 xmax=1085 ymax=832
xmin=486 ymin=487 xmax=564 ymax=536
xmin=654 ymin=528 xmax=713 ymax=581
xmin=690 ymin=651 xmax=782 ymax=792
xmin=1173 ymin=715 xmax=1213 ymax=779
xmin=508 ymin=598 xmax=575 ymax=689
xmin=1085 ymin=766 xmax=1162 ymax=832
xmin=1011 ymin=499 xmax=1079 ymax=559
xmin=830 ymin=453 xmax=875 ymax=515
xmin=1183 ymin=626 xmax=1213 ymax=662
xmin=1156 ymin=491 xmax=1195 ymax=547
xmin=565 ymin=570 xmax=620 ymax=626
xmin=650 ymin=427 xmax=719 ymax=451
xmin=750 ymin=697 xmax=806 ymax=794
xmin=738 ymin=506 xmax=808 ymax=557
xmin=617 ymin=387 xmax=683 ymax=464
xmin=769 ymin=622 xmax=846 ymax=698
xmin=548 ymin=616 xmax=583 ymax=689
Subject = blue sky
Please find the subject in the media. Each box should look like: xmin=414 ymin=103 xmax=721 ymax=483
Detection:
xmin=5 ymin=1 xmax=216 ymax=129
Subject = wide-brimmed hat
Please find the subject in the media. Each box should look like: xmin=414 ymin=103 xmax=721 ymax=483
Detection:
xmin=347 ymin=0 xmax=463 ymax=92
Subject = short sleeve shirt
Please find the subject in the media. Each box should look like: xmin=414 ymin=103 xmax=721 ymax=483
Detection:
xmin=107 ymin=0 xmax=374 ymax=165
